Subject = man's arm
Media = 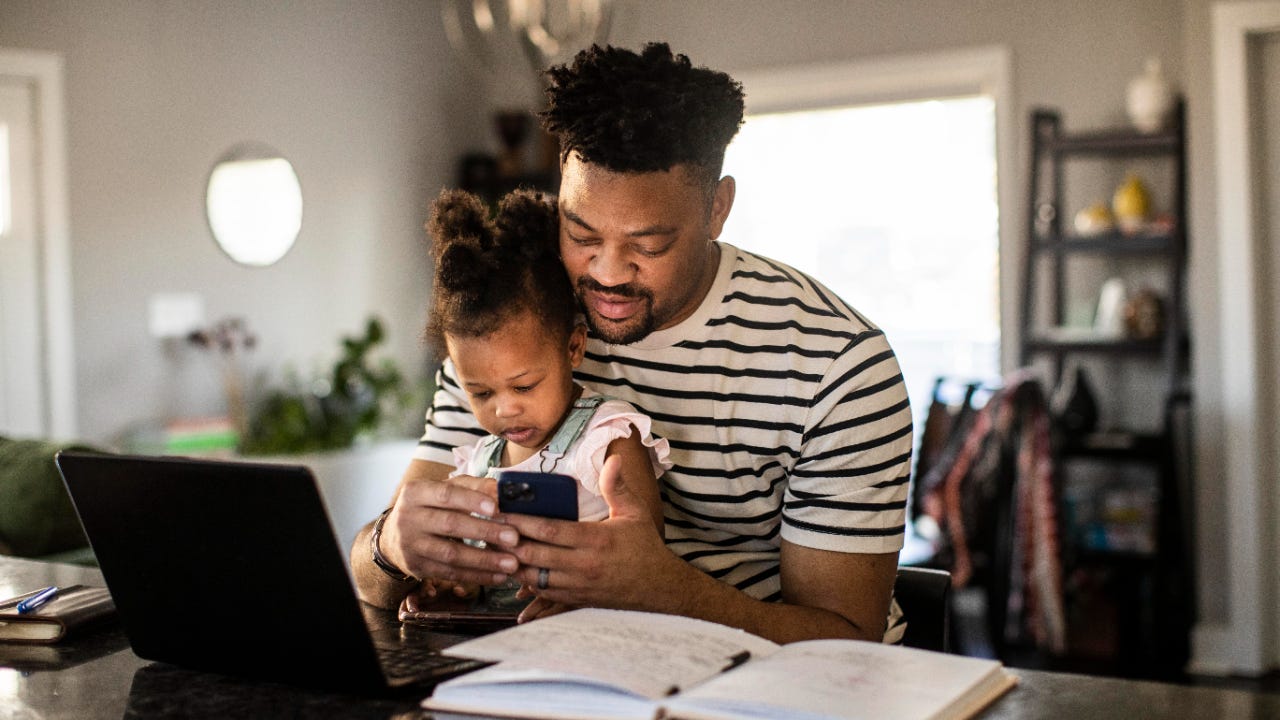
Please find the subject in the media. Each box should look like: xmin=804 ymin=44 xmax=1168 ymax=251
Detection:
xmin=501 ymin=457 xmax=898 ymax=643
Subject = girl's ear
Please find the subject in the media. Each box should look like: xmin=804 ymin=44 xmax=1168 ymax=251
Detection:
xmin=567 ymin=323 xmax=588 ymax=368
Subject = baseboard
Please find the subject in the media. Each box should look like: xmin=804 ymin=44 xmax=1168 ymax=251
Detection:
xmin=1190 ymin=622 xmax=1273 ymax=677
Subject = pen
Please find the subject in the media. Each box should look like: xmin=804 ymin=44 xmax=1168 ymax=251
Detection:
xmin=16 ymin=586 xmax=59 ymax=614
xmin=722 ymin=650 xmax=751 ymax=672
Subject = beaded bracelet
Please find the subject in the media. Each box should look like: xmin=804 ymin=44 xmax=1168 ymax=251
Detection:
xmin=370 ymin=508 xmax=418 ymax=583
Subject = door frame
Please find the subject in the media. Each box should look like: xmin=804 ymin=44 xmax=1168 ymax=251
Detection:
xmin=0 ymin=48 xmax=75 ymax=438
xmin=1201 ymin=1 xmax=1280 ymax=676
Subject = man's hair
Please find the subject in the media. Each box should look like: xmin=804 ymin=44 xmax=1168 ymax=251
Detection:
xmin=540 ymin=42 xmax=745 ymax=190
xmin=424 ymin=188 xmax=576 ymax=356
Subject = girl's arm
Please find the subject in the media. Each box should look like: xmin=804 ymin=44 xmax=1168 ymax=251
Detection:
xmin=602 ymin=427 xmax=664 ymax=532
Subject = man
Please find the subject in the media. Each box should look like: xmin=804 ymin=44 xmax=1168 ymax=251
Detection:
xmin=352 ymin=42 xmax=913 ymax=644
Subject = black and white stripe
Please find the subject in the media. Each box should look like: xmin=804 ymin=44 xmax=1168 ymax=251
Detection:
xmin=416 ymin=243 xmax=912 ymax=641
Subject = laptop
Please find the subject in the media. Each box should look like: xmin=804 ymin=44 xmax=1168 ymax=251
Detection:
xmin=55 ymin=451 xmax=489 ymax=695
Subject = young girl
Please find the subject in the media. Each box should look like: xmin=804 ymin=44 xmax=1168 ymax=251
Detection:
xmin=420 ymin=188 xmax=670 ymax=606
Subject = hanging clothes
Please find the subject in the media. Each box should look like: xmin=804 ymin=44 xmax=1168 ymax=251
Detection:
xmin=917 ymin=370 xmax=1066 ymax=655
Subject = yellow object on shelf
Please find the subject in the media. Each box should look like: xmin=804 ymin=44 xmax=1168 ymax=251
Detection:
xmin=1112 ymin=174 xmax=1151 ymax=233
xmin=1073 ymin=203 xmax=1115 ymax=236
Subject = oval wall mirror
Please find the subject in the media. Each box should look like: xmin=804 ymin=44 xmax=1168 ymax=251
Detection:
xmin=205 ymin=143 xmax=302 ymax=267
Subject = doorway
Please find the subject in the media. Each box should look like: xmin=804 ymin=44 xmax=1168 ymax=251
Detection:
xmin=1254 ymin=23 xmax=1280 ymax=676
xmin=0 ymin=49 xmax=75 ymax=439
xmin=1206 ymin=2 xmax=1280 ymax=676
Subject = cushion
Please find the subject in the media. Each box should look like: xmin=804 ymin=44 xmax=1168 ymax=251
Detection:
xmin=0 ymin=437 xmax=100 ymax=558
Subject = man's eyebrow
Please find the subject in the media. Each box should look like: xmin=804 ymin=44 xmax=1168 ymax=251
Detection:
xmin=562 ymin=208 xmax=676 ymax=238
xmin=562 ymin=208 xmax=597 ymax=232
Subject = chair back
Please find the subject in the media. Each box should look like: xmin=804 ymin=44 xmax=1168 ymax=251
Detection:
xmin=895 ymin=566 xmax=952 ymax=652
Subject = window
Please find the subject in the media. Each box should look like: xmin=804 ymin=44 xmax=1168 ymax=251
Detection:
xmin=722 ymin=95 xmax=1001 ymax=429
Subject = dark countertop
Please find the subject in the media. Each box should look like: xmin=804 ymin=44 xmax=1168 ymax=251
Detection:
xmin=2 ymin=556 xmax=1277 ymax=719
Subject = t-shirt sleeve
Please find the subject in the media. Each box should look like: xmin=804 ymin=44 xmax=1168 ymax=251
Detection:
xmin=781 ymin=329 xmax=914 ymax=554
xmin=414 ymin=359 xmax=487 ymax=466
xmin=569 ymin=400 xmax=672 ymax=497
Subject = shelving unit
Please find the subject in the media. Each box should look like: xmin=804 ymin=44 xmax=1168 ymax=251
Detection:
xmin=1018 ymin=103 xmax=1193 ymax=679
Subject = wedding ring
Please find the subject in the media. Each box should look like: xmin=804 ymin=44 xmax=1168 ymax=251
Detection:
xmin=537 ymin=567 xmax=550 ymax=590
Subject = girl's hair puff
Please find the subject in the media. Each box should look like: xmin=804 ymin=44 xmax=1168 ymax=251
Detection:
xmin=425 ymin=188 xmax=575 ymax=356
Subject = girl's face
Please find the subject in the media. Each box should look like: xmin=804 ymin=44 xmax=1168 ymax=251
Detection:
xmin=447 ymin=310 xmax=587 ymax=460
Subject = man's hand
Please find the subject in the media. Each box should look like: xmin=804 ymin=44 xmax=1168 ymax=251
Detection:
xmin=501 ymin=456 xmax=688 ymax=612
xmin=384 ymin=468 xmax=521 ymax=585
xmin=353 ymin=460 xmax=523 ymax=607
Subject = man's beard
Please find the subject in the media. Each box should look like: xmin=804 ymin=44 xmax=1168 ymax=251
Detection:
xmin=576 ymin=277 xmax=658 ymax=345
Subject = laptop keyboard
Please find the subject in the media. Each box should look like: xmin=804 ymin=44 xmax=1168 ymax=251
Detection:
xmin=378 ymin=644 xmax=489 ymax=682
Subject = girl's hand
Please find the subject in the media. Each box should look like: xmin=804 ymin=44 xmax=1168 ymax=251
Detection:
xmin=514 ymin=586 xmax=574 ymax=623
xmin=403 ymin=579 xmax=479 ymax=612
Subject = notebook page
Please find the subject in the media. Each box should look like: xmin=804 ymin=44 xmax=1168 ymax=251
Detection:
xmin=441 ymin=608 xmax=779 ymax=700
xmin=666 ymin=639 xmax=1014 ymax=720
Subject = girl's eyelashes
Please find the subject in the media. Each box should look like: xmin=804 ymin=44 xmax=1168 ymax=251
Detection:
xmin=468 ymin=381 xmax=538 ymax=398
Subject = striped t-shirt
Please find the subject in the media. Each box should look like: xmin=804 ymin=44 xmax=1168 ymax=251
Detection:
xmin=415 ymin=242 xmax=913 ymax=641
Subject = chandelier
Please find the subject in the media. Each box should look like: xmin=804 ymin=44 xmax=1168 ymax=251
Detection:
xmin=442 ymin=0 xmax=614 ymax=81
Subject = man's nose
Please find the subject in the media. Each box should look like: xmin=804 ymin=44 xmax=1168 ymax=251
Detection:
xmin=589 ymin=243 xmax=637 ymax=287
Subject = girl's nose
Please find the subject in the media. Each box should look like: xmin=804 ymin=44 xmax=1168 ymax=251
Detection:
xmin=494 ymin=398 xmax=520 ymax=418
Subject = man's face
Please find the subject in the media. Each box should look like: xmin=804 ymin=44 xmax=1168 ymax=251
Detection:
xmin=557 ymin=154 xmax=733 ymax=345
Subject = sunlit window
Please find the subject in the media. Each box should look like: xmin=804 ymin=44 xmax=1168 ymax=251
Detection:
xmin=722 ymin=96 xmax=1001 ymax=428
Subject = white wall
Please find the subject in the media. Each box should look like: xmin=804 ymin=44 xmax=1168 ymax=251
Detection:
xmin=0 ymin=0 xmax=485 ymax=445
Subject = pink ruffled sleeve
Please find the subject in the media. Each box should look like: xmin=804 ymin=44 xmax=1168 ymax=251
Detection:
xmin=449 ymin=442 xmax=478 ymax=478
xmin=569 ymin=399 xmax=672 ymax=497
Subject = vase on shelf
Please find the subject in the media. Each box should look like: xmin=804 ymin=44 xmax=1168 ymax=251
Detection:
xmin=1051 ymin=364 xmax=1099 ymax=437
xmin=1126 ymin=58 xmax=1174 ymax=134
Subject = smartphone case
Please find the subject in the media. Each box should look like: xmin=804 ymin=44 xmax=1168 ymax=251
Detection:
xmin=496 ymin=471 xmax=578 ymax=521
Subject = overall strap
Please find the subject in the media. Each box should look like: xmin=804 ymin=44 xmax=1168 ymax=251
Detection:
xmin=475 ymin=434 xmax=506 ymax=476
xmin=542 ymin=395 xmax=609 ymax=461
xmin=477 ymin=394 xmax=611 ymax=475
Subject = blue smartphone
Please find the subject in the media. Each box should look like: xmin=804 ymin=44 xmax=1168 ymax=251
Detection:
xmin=496 ymin=471 xmax=578 ymax=521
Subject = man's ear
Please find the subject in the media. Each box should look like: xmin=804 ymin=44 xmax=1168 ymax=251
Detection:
xmin=707 ymin=175 xmax=736 ymax=241
xmin=567 ymin=323 xmax=588 ymax=368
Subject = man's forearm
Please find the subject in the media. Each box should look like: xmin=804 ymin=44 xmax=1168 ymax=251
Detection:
xmin=649 ymin=557 xmax=881 ymax=644
xmin=351 ymin=520 xmax=419 ymax=609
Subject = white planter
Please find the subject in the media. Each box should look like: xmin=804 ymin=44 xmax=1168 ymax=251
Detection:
xmin=253 ymin=438 xmax=417 ymax=561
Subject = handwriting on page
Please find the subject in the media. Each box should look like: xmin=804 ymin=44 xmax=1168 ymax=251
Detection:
xmin=673 ymin=639 xmax=1004 ymax=718
xmin=443 ymin=608 xmax=779 ymax=700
